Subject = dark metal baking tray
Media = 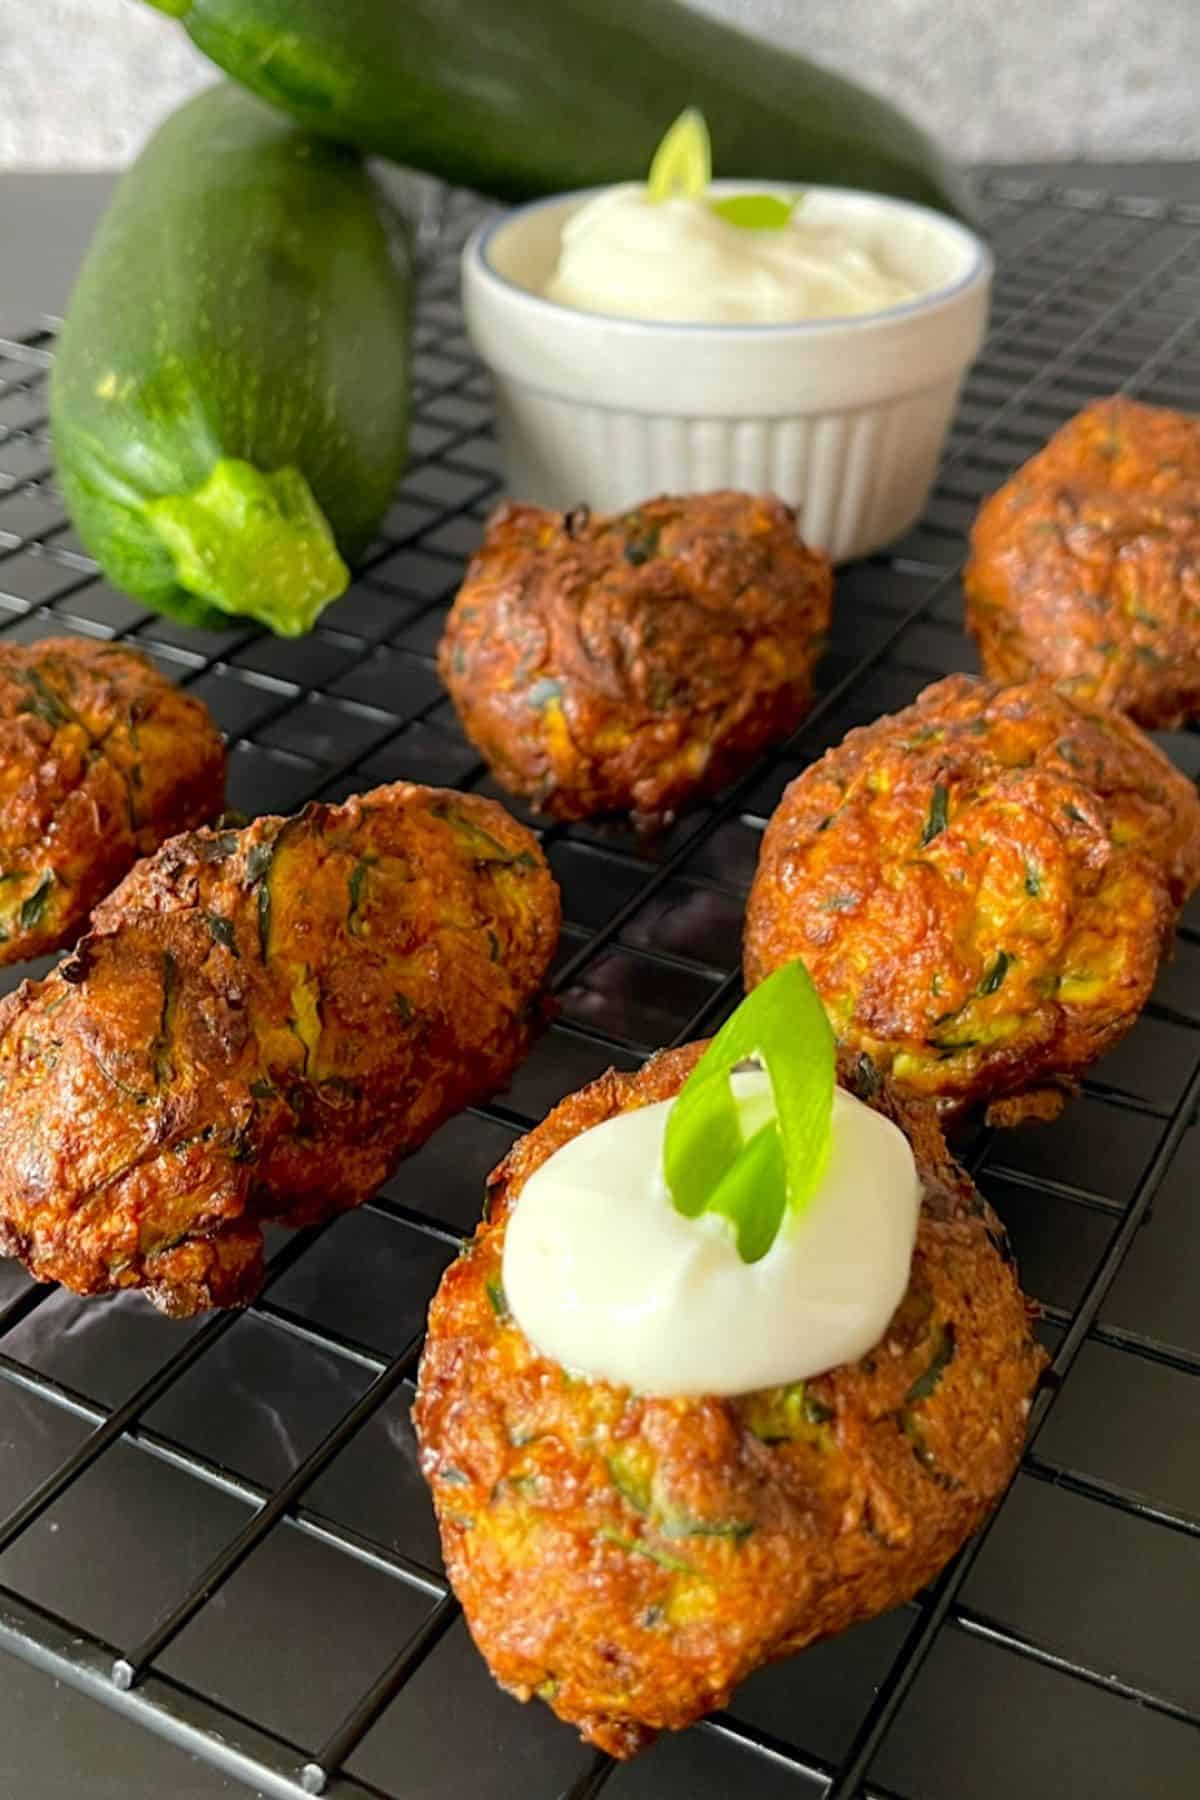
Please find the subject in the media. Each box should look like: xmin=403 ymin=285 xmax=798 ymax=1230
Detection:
xmin=0 ymin=172 xmax=1197 ymax=1800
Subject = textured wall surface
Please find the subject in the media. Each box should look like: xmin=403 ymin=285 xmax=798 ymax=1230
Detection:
xmin=1 ymin=0 xmax=1198 ymax=170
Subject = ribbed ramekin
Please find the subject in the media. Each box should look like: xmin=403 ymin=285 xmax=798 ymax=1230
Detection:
xmin=462 ymin=183 xmax=991 ymax=562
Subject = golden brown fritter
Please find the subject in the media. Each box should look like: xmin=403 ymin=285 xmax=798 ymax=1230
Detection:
xmin=0 ymin=636 xmax=225 ymax=964
xmin=744 ymin=675 xmax=1200 ymax=1122
xmin=0 ymin=783 xmax=560 ymax=1315
xmin=965 ymin=396 xmax=1200 ymax=727
xmin=416 ymin=1043 xmax=1044 ymax=1758
xmin=437 ymin=493 xmax=832 ymax=827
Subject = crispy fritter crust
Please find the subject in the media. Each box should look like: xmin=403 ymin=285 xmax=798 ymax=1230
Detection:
xmin=0 ymin=783 xmax=560 ymax=1314
xmin=437 ymin=493 xmax=832 ymax=826
xmin=0 ymin=637 xmax=224 ymax=963
xmin=416 ymin=1044 xmax=1044 ymax=1757
xmin=965 ymin=396 xmax=1200 ymax=727
xmin=744 ymin=675 xmax=1200 ymax=1120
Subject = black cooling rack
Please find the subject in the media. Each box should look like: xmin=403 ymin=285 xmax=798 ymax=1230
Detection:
xmin=0 ymin=171 xmax=1198 ymax=1800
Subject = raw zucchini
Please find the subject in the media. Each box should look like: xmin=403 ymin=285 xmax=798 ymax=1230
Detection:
xmin=143 ymin=0 xmax=976 ymax=222
xmin=51 ymin=82 xmax=411 ymax=635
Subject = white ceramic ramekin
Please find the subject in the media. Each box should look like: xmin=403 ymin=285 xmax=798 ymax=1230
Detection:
xmin=462 ymin=183 xmax=992 ymax=562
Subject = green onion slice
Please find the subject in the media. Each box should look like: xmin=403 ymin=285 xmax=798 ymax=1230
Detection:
xmin=646 ymin=110 xmax=802 ymax=231
xmin=709 ymin=193 xmax=800 ymax=231
xmin=663 ymin=961 xmax=835 ymax=1263
xmin=647 ymin=107 xmax=711 ymax=202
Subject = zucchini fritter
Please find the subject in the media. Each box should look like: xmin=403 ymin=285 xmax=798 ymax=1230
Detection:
xmin=0 ymin=636 xmax=224 ymax=964
xmin=965 ymin=396 xmax=1200 ymax=727
xmin=416 ymin=1044 xmax=1044 ymax=1757
xmin=744 ymin=675 xmax=1200 ymax=1122
xmin=0 ymin=783 xmax=559 ymax=1315
xmin=438 ymin=493 xmax=832 ymax=827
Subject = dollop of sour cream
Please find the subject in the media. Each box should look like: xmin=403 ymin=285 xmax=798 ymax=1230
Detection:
xmin=543 ymin=185 xmax=919 ymax=324
xmin=502 ymin=1071 xmax=922 ymax=1397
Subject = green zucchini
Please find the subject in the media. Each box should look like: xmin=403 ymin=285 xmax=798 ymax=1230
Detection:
xmin=143 ymin=0 xmax=975 ymax=222
xmin=51 ymin=83 xmax=411 ymax=636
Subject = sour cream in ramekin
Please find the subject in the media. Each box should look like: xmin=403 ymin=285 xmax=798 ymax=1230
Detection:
xmin=462 ymin=182 xmax=992 ymax=560
xmin=544 ymin=183 xmax=919 ymax=324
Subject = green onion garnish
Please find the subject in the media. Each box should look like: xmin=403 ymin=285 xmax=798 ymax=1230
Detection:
xmin=646 ymin=109 xmax=801 ymax=230
xmin=709 ymin=193 xmax=800 ymax=231
xmin=663 ymin=961 xmax=835 ymax=1264
xmin=647 ymin=107 xmax=711 ymax=202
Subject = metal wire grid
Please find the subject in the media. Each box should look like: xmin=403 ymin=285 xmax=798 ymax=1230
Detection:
xmin=0 ymin=172 xmax=1196 ymax=1800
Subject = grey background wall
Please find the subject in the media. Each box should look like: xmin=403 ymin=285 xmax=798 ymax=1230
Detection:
xmin=1 ymin=0 xmax=1197 ymax=170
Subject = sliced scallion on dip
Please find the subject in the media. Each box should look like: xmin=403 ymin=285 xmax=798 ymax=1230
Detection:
xmin=648 ymin=108 xmax=799 ymax=229
xmin=664 ymin=960 xmax=835 ymax=1262
xmin=647 ymin=106 xmax=711 ymax=202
